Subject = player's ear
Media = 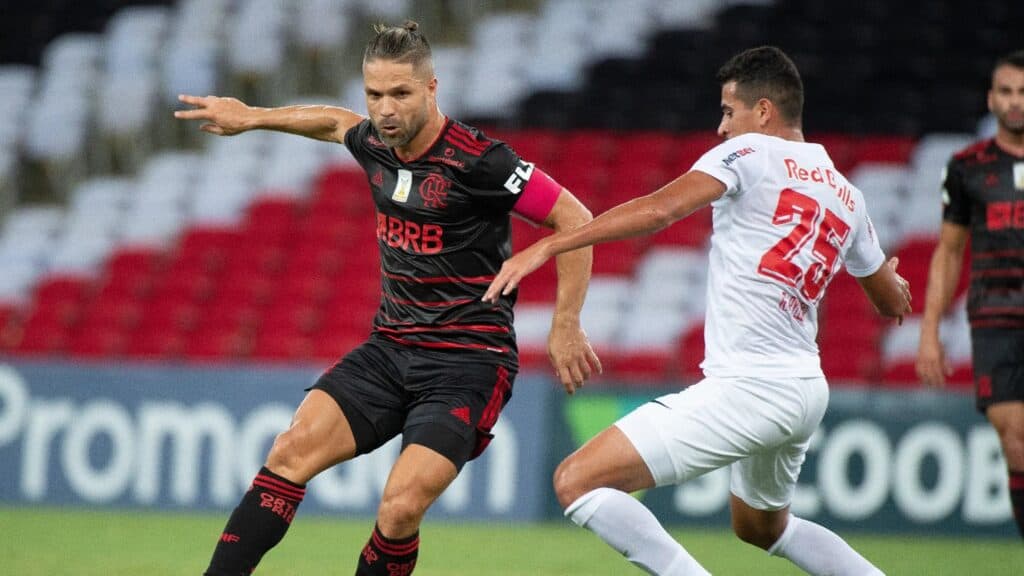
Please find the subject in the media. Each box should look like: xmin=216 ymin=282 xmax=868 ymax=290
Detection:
xmin=756 ymin=98 xmax=773 ymax=127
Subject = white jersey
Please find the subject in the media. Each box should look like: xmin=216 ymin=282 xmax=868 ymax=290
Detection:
xmin=691 ymin=133 xmax=885 ymax=378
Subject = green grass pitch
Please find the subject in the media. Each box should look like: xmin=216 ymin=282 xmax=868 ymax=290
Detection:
xmin=1 ymin=507 xmax=1020 ymax=575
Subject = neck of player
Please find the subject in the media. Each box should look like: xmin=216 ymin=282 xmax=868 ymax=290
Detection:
xmin=995 ymin=127 xmax=1024 ymax=157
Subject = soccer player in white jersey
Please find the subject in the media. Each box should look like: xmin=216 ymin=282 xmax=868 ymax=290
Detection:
xmin=483 ymin=46 xmax=911 ymax=575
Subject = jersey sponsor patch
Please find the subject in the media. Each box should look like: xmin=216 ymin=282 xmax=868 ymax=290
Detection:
xmin=1014 ymin=162 xmax=1024 ymax=190
xmin=503 ymin=159 xmax=535 ymax=194
xmin=721 ymin=146 xmax=756 ymax=166
xmin=392 ymin=169 xmax=413 ymax=203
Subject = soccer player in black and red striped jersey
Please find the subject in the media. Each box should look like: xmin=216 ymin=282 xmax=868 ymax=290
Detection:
xmin=175 ymin=20 xmax=601 ymax=575
xmin=918 ymin=50 xmax=1024 ymax=539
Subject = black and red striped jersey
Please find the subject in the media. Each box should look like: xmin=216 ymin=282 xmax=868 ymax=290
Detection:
xmin=942 ymin=138 xmax=1024 ymax=328
xmin=343 ymin=117 xmax=562 ymax=364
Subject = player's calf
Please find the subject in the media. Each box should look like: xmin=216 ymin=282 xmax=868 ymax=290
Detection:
xmin=204 ymin=467 xmax=307 ymax=576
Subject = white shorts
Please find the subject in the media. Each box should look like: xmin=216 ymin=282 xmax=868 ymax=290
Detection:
xmin=615 ymin=375 xmax=828 ymax=511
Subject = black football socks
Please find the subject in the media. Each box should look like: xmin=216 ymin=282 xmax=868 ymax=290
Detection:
xmin=204 ymin=466 xmax=306 ymax=575
xmin=355 ymin=524 xmax=419 ymax=575
xmin=1010 ymin=469 xmax=1024 ymax=539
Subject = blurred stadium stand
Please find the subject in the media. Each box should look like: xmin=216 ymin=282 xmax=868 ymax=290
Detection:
xmin=1 ymin=0 xmax=1016 ymax=389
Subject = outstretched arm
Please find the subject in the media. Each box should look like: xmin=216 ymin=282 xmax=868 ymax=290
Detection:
xmin=540 ymin=189 xmax=602 ymax=395
xmin=483 ymin=170 xmax=726 ymax=302
xmin=915 ymin=222 xmax=968 ymax=387
xmin=174 ymin=94 xmax=365 ymax=143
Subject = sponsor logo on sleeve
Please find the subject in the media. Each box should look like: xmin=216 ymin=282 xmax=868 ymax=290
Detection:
xmin=721 ymin=147 xmax=756 ymax=167
xmin=503 ymin=160 xmax=535 ymax=194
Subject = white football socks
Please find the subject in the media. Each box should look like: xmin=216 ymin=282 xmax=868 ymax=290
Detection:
xmin=768 ymin=514 xmax=885 ymax=576
xmin=565 ymin=487 xmax=710 ymax=576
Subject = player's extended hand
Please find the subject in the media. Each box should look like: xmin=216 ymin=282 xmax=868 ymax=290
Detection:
xmin=547 ymin=320 xmax=602 ymax=395
xmin=916 ymin=333 xmax=951 ymax=388
xmin=888 ymin=257 xmax=912 ymax=325
xmin=482 ymin=239 xmax=554 ymax=303
xmin=173 ymin=94 xmax=252 ymax=136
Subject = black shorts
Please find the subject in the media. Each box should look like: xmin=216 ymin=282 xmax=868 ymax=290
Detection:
xmin=972 ymin=328 xmax=1024 ymax=413
xmin=309 ymin=337 xmax=515 ymax=471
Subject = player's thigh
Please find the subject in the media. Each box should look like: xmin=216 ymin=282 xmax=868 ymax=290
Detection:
xmin=307 ymin=339 xmax=409 ymax=457
xmin=730 ymin=376 xmax=828 ymax=511
xmin=402 ymin=359 xmax=514 ymax=472
xmin=618 ymin=375 xmax=825 ymax=489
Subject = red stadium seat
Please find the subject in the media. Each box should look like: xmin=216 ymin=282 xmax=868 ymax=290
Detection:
xmin=182 ymin=325 xmax=249 ymax=360
xmin=851 ymin=136 xmax=916 ymax=167
xmin=677 ymin=323 xmax=705 ymax=380
xmin=593 ymin=240 xmax=642 ymax=276
xmin=311 ymin=330 xmax=366 ymax=361
xmin=605 ymin=350 xmax=675 ymax=382
xmin=671 ymin=132 xmax=720 ymax=173
xmin=650 ymin=207 xmax=712 ymax=247
xmin=67 ymin=324 xmax=128 ymax=358
xmin=13 ymin=313 xmax=71 ymax=355
xmin=245 ymin=196 xmax=300 ymax=235
xmin=251 ymin=331 xmax=313 ymax=361
xmin=0 ymin=303 xmax=20 ymax=351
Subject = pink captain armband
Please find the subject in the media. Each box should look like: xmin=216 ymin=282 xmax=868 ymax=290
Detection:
xmin=511 ymin=168 xmax=562 ymax=225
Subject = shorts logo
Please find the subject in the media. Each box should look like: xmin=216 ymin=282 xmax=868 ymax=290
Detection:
xmin=419 ymin=173 xmax=450 ymax=209
xmin=450 ymin=406 xmax=471 ymax=425
xmin=977 ymin=374 xmax=992 ymax=399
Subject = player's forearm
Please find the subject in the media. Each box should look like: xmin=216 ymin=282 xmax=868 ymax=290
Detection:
xmin=551 ymin=246 xmax=592 ymax=326
xmin=544 ymin=172 xmax=720 ymax=258
xmin=548 ymin=197 xmax=594 ymax=325
xmin=920 ymin=245 xmax=963 ymax=335
xmin=246 ymin=105 xmax=359 ymax=143
xmin=546 ymin=196 xmax=672 ymax=258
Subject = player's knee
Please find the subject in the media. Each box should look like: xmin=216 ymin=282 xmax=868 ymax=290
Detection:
xmin=265 ymin=426 xmax=314 ymax=480
xmin=732 ymin=519 xmax=782 ymax=550
xmin=553 ymin=456 xmax=587 ymax=509
xmin=378 ymin=491 xmax=428 ymax=532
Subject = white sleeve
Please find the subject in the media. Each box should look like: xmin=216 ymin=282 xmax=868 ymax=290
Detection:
xmin=690 ymin=134 xmax=762 ymax=198
xmin=844 ymin=208 xmax=886 ymax=277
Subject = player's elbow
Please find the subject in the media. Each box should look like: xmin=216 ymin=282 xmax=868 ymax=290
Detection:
xmin=553 ymin=202 xmax=593 ymax=233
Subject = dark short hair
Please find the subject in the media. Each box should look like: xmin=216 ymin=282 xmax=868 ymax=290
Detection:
xmin=994 ymin=50 xmax=1024 ymax=76
xmin=363 ymin=19 xmax=432 ymax=73
xmin=716 ymin=46 xmax=804 ymax=125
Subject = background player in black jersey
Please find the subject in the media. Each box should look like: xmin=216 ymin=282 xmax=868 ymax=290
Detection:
xmin=175 ymin=21 xmax=601 ymax=575
xmin=917 ymin=50 xmax=1024 ymax=539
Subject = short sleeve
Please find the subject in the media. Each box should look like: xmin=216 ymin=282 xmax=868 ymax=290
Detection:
xmin=465 ymin=143 xmax=561 ymax=224
xmin=844 ymin=209 xmax=886 ymax=278
xmin=941 ymin=159 xmax=970 ymax=226
xmin=343 ymin=119 xmax=374 ymax=170
xmin=690 ymin=134 xmax=763 ymax=198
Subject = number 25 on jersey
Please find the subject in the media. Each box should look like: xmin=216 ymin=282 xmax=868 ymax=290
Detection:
xmin=757 ymin=188 xmax=850 ymax=302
